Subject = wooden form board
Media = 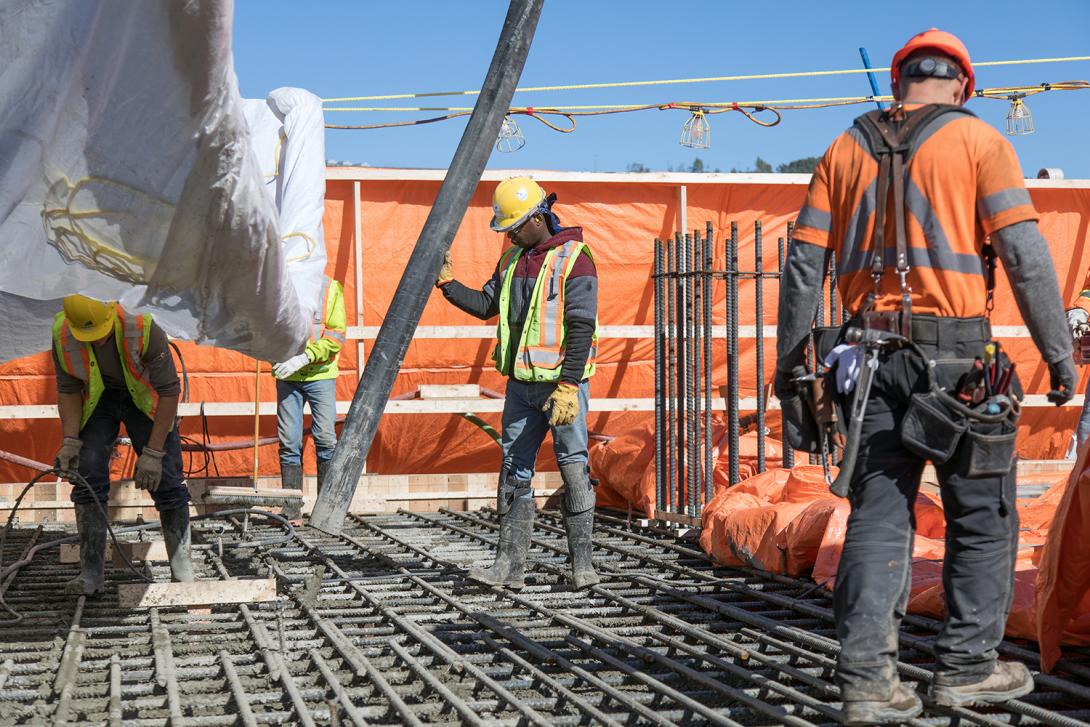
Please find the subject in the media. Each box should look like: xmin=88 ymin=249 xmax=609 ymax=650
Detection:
xmin=59 ymin=540 xmax=168 ymax=564
xmin=117 ymin=577 xmax=277 ymax=609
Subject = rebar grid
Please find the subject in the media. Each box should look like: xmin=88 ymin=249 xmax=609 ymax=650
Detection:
xmin=0 ymin=512 xmax=1087 ymax=726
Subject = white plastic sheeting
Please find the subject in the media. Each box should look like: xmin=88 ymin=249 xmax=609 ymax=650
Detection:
xmin=242 ymin=88 xmax=329 ymax=341
xmin=0 ymin=0 xmax=310 ymax=363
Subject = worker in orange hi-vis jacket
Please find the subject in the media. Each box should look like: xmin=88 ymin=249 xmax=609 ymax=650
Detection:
xmin=774 ymin=29 xmax=1075 ymax=725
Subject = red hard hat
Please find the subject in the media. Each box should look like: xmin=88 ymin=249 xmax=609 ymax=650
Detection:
xmin=891 ymin=28 xmax=974 ymax=99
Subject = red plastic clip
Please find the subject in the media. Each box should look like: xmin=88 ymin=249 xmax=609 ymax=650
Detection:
xmin=525 ymin=106 xmax=535 ymax=115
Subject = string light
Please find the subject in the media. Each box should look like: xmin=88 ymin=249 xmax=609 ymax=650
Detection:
xmin=680 ymin=109 xmax=710 ymax=149
xmin=1005 ymin=93 xmax=1034 ymax=135
xmin=495 ymin=115 xmax=526 ymax=152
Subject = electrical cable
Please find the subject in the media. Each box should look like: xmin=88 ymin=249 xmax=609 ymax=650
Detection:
xmin=321 ymin=54 xmax=1090 ymax=103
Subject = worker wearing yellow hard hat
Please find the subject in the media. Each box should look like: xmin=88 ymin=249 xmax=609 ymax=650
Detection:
xmin=52 ymin=294 xmax=193 ymax=596
xmin=436 ymin=176 xmax=601 ymax=590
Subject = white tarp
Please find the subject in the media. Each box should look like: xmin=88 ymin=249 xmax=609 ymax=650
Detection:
xmin=0 ymin=0 xmax=310 ymax=363
xmin=242 ymin=88 xmax=328 ymax=339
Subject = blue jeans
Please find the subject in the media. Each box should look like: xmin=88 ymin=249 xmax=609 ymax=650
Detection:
xmin=73 ymin=389 xmax=190 ymax=512
xmin=501 ymin=379 xmax=589 ymax=482
xmin=276 ymin=378 xmax=337 ymax=467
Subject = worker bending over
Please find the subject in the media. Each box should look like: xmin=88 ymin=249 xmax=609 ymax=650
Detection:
xmin=271 ymin=276 xmax=346 ymax=519
xmin=775 ymin=29 xmax=1075 ymax=724
xmin=53 ymin=295 xmax=194 ymax=594
xmin=436 ymin=177 xmax=600 ymax=589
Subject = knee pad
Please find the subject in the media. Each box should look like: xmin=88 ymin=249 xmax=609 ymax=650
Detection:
xmin=496 ymin=472 xmax=532 ymax=516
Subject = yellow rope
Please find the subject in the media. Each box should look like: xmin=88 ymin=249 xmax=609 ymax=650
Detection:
xmin=321 ymin=55 xmax=1090 ymax=103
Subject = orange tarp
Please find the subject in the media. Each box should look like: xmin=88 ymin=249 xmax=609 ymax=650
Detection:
xmin=1 ymin=175 xmax=1089 ymax=483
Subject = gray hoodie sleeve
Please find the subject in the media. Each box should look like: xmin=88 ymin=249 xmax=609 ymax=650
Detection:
xmin=775 ymin=240 xmax=830 ymax=374
xmin=991 ymin=219 xmax=1072 ymax=364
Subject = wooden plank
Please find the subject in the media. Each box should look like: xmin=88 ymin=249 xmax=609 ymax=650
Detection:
xmin=118 ymin=578 xmax=277 ymax=609
xmin=418 ymin=384 xmax=481 ymax=399
xmin=60 ymin=541 xmax=168 ymax=564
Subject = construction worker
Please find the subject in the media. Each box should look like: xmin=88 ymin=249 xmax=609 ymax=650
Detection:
xmin=775 ymin=29 xmax=1076 ymax=724
xmin=271 ymin=275 xmax=346 ymax=518
xmin=436 ymin=177 xmax=600 ymax=589
xmin=1065 ymin=284 xmax=1090 ymax=450
xmin=52 ymin=295 xmax=193 ymax=594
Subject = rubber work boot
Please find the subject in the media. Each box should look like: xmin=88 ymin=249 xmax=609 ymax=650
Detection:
xmin=64 ymin=501 xmax=108 ymax=596
xmin=280 ymin=463 xmax=303 ymax=522
xmin=841 ymin=682 xmax=923 ymax=726
xmin=563 ymin=508 xmax=601 ymax=589
xmin=160 ymin=506 xmax=195 ymax=583
xmin=316 ymin=459 xmax=331 ymax=495
xmin=467 ymin=480 xmax=534 ymax=589
xmin=929 ymin=662 xmax=1034 ymax=707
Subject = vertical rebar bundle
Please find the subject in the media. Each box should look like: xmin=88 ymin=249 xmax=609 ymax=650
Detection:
xmin=754 ymin=220 xmax=766 ymax=474
xmin=666 ymin=235 xmax=677 ymax=512
xmin=703 ymin=222 xmax=714 ymax=503
xmin=726 ymin=222 xmax=740 ymax=488
xmin=778 ymin=235 xmax=794 ymax=470
xmin=675 ymin=232 xmax=687 ymax=511
xmin=653 ymin=239 xmax=666 ymax=512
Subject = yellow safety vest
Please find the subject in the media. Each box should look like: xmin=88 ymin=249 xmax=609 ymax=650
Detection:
xmin=494 ymin=241 xmax=599 ymax=382
xmin=52 ymin=306 xmax=160 ymax=429
xmin=281 ymin=276 xmax=347 ymax=382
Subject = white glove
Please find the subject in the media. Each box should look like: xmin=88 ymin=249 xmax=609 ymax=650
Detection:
xmin=273 ymin=352 xmax=311 ymax=379
xmin=1067 ymin=307 xmax=1089 ymax=336
xmin=823 ymin=343 xmax=865 ymax=395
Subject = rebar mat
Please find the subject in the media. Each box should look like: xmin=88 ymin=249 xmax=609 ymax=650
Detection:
xmin=0 ymin=509 xmax=1087 ymax=725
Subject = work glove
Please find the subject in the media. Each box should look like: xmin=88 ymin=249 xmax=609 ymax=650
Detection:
xmin=544 ymin=382 xmax=580 ymax=427
xmin=135 ymin=447 xmax=165 ymax=492
xmin=1047 ymin=356 xmax=1078 ymax=405
xmin=273 ymin=352 xmax=312 ymax=379
xmin=436 ymin=250 xmax=454 ymax=287
xmin=1067 ymin=307 xmax=1090 ymax=337
xmin=54 ymin=436 xmax=82 ymax=475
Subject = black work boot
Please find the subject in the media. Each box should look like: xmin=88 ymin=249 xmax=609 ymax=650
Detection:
xmin=160 ymin=506 xmax=195 ymax=583
xmin=842 ymin=682 xmax=923 ymax=726
xmin=468 ymin=477 xmax=534 ymax=589
xmin=65 ymin=501 xmax=108 ymax=596
xmin=280 ymin=463 xmax=303 ymax=522
xmin=929 ymin=662 xmax=1034 ymax=707
xmin=559 ymin=462 xmax=600 ymax=589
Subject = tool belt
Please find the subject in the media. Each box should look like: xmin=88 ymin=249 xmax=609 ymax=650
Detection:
xmin=898 ymin=338 xmax=1020 ymax=478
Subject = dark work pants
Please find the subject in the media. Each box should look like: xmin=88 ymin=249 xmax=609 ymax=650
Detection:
xmin=834 ymin=339 xmax=1019 ymax=699
xmin=73 ymin=389 xmax=190 ymax=512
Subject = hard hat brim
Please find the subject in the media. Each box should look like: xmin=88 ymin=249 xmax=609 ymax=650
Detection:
xmin=68 ymin=309 xmax=116 ymax=342
xmin=491 ymin=207 xmax=537 ymax=233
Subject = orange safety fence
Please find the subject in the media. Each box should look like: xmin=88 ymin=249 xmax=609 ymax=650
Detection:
xmin=1 ymin=174 xmax=1089 ymax=484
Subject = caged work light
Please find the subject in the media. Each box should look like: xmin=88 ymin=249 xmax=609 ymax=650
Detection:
xmin=680 ymin=108 xmax=710 ymax=149
xmin=495 ymin=114 xmax=526 ymax=152
xmin=1005 ymin=94 xmax=1034 ymax=136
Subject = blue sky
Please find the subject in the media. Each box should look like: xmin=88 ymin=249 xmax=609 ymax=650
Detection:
xmin=233 ymin=1 xmax=1090 ymax=177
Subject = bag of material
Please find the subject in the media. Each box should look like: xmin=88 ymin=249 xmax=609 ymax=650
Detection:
xmin=0 ymin=0 xmax=309 ymax=363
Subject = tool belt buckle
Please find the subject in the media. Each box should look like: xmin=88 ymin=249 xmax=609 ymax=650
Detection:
xmin=862 ymin=310 xmax=901 ymax=335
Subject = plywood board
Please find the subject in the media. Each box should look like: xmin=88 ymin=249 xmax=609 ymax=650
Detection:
xmin=118 ymin=577 xmax=276 ymax=609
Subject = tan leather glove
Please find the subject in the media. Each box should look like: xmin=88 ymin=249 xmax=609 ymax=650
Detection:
xmin=544 ymin=383 xmax=580 ymax=427
xmin=54 ymin=436 xmax=82 ymax=474
xmin=436 ymin=250 xmax=454 ymax=287
xmin=135 ymin=447 xmax=165 ymax=492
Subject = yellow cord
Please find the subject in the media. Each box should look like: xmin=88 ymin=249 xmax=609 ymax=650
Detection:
xmin=321 ymin=55 xmax=1090 ymax=103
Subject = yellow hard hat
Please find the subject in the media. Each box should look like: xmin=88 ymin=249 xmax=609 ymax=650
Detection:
xmin=62 ymin=295 xmax=116 ymax=342
xmin=490 ymin=176 xmax=546 ymax=232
